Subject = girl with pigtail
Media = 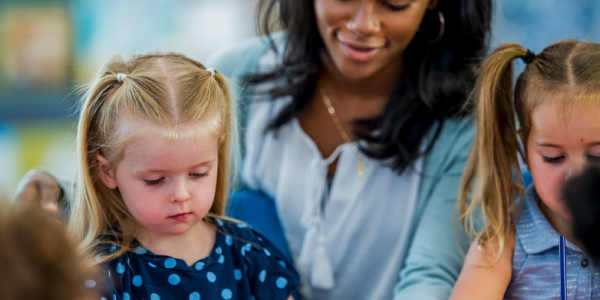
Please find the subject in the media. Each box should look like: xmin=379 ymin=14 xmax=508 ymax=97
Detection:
xmin=70 ymin=53 xmax=298 ymax=300
xmin=450 ymin=41 xmax=600 ymax=299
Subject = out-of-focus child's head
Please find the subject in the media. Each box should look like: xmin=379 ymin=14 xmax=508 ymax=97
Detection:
xmin=0 ymin=200 xmax=96 ymax=300
xmin=563 ymin=166 xmax=600 ymax=264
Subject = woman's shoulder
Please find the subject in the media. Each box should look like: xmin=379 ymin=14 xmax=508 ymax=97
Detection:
xmin=205 ymin=32 xmax=286 ymax=80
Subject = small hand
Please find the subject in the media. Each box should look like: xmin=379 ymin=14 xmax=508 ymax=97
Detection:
xmin=14 ymin=170 xmax=63 ymax=219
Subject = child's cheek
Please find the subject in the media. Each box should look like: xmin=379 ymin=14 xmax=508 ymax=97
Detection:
xmin=530 ymin=160 xmax=571 ymax=220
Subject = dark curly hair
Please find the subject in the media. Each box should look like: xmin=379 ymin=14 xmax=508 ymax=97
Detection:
xmin=250 ymin=0 xmax=492 ymax=172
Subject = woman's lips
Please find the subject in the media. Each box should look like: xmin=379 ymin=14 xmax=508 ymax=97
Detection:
xmin=340 ymin=42 xmax=381 ymax=62
xmin=168 ymin=213 xmax=190 ymax=221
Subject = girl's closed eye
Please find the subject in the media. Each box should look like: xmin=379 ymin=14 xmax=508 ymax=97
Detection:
xmin=543 ymin=155 xmax=565 ymax=164
xmin=144 ymin=177 xmax=164 ymax=186
xmin=587 ymin=155 xmax=600 ymax=163
xmin=190 ymin=171 xmax=209 ymax=179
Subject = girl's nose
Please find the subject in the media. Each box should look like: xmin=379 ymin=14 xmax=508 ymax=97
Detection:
xmin=565 ymin=158 xmax=586 ymax=181
xmin=346 ymin=1 xmax=381 ymax=35
xmin=170 ymin=179 xmax=190 ymax=203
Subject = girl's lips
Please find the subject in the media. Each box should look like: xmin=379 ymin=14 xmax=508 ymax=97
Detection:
xmin=168 ymin=213 xmax=190 ymax=221
xmin=340 ymin=42 xmax=382 ymax=62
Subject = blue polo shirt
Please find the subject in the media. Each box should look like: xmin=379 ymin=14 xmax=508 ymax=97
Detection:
xmin=91 ymin=218 xmax=299 ymax=300
xmin=505 ymin=186 xmax=600 ymax=299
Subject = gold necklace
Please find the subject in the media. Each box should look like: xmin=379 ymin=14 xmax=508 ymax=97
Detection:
xmin=319 ymin=83 xmax=367 ymax=179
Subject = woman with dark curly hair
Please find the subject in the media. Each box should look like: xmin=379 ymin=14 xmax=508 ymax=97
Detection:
xmin=16 ymin=0 xmax=492 ymax=299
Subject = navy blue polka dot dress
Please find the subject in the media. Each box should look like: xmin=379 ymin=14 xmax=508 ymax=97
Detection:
xmin=93 ymin=218 xmax=299 ymax=300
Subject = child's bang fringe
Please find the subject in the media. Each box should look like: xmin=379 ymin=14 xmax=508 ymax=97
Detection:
xmin=525 ymin=84 xmax=600 ymax=123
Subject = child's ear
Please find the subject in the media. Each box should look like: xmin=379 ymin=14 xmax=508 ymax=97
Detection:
xmin=97 ymin=155 xmax=118 ymax=189
xmin=518 ymin=129 xmax=529 ymax=166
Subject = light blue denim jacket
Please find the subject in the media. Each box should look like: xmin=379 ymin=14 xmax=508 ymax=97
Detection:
xmin=206 ymin=33 xmax=480 ymax=300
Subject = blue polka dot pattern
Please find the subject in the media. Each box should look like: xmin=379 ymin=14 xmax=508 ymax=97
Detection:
xmin=259 ymin=270 xmax=266 ymax=282
xmin=168 ymin=274 xmax=181 ymax=285
xmin=195 ymin=261 xmax=205 ymax=271
xmin=95 ymin=218 xmax=299 ymax=300
xmin=221 ymin=288 xmax=233 ymax=299
xmin=207 ymin=272 xmax=217 ymax=283
xmin=164 ymin=258 xmax=177 ymax=269
xmin=109 ymin=245 xmax=117 ymax=252
xmin=237 ymin=223 xmax=248 ymax=228
xmin=109 ymin=270 xmax=111 ymax=278
xmin=85 ymin=280 xmax=96 ymax=288
xmin=101 ymin=297 xmax=107 ymax=300
xmin=116 ymin=263 xmax=125 ymax=274
xmin=113 ymin=295 xmax=116 ymax=300
xmin=95 ymin=255 xmax=101 ymax=261
xmin=132 ymin=275 xmax=142 ymax=287
xmin=216 ymin=219 xmax=224 ymax=226
xmin=276 ymin=277 xmax=288 ymax=289
xmin=257 ymin=236 xmax=263 ymax=242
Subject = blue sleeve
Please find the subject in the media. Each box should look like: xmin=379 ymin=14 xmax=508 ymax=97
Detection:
xmin=243 ymin=227 xmax=300 ymax=300
xmin=393 ymin=118 xmax=483 ymax=300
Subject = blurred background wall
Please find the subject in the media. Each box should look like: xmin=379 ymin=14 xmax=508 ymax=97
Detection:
xmin=0 ymin=0 xmax=599 ymax=197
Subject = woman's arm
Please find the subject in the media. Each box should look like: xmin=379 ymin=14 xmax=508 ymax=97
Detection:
xmin=393 ymin=118 xmax=479 ymax=300
xmin=449 ymin=230 xmax=515 ymax=300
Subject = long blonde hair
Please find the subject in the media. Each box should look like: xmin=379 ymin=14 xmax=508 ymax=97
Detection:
xmin=459 ymin=40 xmax=600 ymax=259
xmin=69 ymin=53 xmax=233 ymax=264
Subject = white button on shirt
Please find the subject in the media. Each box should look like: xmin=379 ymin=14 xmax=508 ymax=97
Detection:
xmin=242 ymin=82 xmax=423 ymax=300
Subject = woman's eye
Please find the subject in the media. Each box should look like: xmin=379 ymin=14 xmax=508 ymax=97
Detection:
xmin=190 ymin=172 xmax=208 ymax=178
xmin=144 ymin=178 xmax=164 ymax=186
xmin=543 ymin=156 xmax=565 ymax=164
xmin=383 ymin=1 xmax=411 ymax=11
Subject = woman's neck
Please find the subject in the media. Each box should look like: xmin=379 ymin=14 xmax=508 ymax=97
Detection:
xmin=319 ymin=51 xmax=403 ymax=101
xmin=135 ymin=220 xmax=216 ymax=266
xmin=538 ymin=200 xmax=585 ymax=251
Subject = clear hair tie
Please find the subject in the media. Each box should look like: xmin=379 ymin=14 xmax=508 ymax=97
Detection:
xmin=206 ymin=68 xmax=215 ymax=76
xmin=116 ymin=73 xmax=127 ymax=82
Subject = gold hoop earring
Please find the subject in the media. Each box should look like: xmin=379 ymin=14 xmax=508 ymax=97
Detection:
xmin=427 ymin=10 xmax=445 ymax=44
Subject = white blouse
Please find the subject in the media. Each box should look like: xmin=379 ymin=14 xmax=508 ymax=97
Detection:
xmin=241 ymin=51 xmax=423 ymax=300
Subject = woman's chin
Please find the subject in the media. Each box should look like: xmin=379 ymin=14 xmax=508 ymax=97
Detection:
xmin=335 ymin=63 xmax=378 ymax=80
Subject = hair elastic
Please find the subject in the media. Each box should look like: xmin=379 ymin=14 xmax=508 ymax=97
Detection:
xmin=116 ymin=73 xmax=127 ymax=83
xmin=522 ymin=49 xmax=535 ymax=64
xmin=206 ymin=68 xmax=215 ymax=76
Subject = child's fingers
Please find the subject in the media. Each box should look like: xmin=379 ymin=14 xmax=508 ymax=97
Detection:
xmin=14 ymin=171 xmax=62 ymax=217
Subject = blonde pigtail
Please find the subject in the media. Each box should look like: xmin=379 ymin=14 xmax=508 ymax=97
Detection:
xmin=459 ymin=43 xmax=529 ymax=260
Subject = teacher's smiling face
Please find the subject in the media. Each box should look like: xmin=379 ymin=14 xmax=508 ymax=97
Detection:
xmin=315 ymin=0 xmax=437 ymax=79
